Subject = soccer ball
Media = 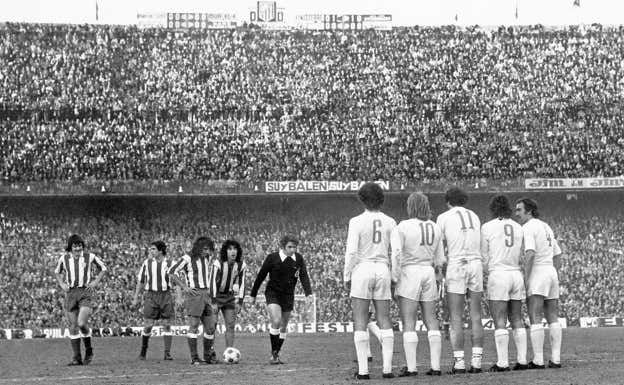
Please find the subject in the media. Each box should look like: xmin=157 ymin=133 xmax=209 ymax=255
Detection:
xmin=223 ymin=347 xmax=241 ymax=364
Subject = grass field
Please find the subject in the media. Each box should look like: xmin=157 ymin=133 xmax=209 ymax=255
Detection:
xmin=0 ymin=328 xmax=622 ymax=384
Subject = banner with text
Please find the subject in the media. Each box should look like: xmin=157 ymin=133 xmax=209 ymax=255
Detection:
xmin=525 ymin=177 xmax=624 ymax=190
xmin=265 ymin=181 xmax=390 ymax=193
xmin=579 ymin=317 xmax=623 ymax=328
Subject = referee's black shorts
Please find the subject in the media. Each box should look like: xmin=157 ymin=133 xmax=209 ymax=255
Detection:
xmin=265 ymin=289 xmax=294 ymax=312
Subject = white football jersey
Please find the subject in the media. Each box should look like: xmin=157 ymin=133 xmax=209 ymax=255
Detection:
xmin=344 ymin=210 xmax=396 ymax=282
xmin=436 ymin=206 xmax=481 ymax=264
xmin=391 ymin=219 xmax=445 ymax=282
xmin=481 ymin=218 xmax=524 ymax=271
xmin=522 ymin=218 xmax=562 ymax=266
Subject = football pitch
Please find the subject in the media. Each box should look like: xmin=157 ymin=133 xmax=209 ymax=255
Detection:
xmin=0 ymin=328 xmax=622 ymax=384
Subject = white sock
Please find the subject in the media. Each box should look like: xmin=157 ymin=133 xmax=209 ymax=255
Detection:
xmin=380 ymin=329 xmax=394 ymax=374
xmin=513 ymin=328 xmax=528 ymax=365
xmin=354 ymin=331 xmax=370 ymax=375
xmin=494 ymin=329 xmax=509 ymax=367
xmin=549 ymin=322 xmax=562 ymax=364
xmin=403 ymin=331 xmax=418 ymax=372
xmin=471 ymin=347 xmax=483 ymax=369
xmin=368 ymin=321 xmax=382 ymax=344
xmin=428 ymin=330 xmax=442 ymax=371
xmin=530 ymin=324 xmax=544 ymax=365
xmin=365 ymin=330 xmax=372 ymax=358
xmin=453 ymin=350 xmax=465 ymax=370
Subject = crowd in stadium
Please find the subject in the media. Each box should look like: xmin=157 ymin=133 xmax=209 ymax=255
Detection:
xmin=1 ymin=200 xmax=622 ymax=332
xmin=2 ymin=23 xmax=624 ymax=184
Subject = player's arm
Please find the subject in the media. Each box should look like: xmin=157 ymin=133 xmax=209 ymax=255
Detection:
xmin=235 ymin=263 xmax=246 ymax=308
xmin=54 ymin=257 xmax=69 ymax=291
xmin=435 ymin=215 xmax=448 ymax=277
xmin=480 ymin=225 xmax=490 ymax=272
xmin=522 ymin=225 xmax=537 ymax=283
xmin=389 ymin=226 xmax=402 ymax=287
xmin=552 ymin=238 xmax=563 ymax=272
xmin=250 ymin=255 xmax=272 ymax=304
xmin=298 ymin=255 xmax=313 ymax=297
xmin=343 ymin=218 xmax=359 ymax=290
xmin=87 ymin=254 xmax=107 ymax=291
xmin=132 ymin=262 xmax=146 ymax=306
xmin=168 ymin=256 xmax=197 ymax=295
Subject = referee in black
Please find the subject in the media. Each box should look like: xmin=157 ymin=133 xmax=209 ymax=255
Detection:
xmin=250 ymin=234 xmax=313 ymax=364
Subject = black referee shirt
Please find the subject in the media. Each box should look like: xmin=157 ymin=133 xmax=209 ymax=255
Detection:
xmin=250 ymin=252 xmax=312 ymax=297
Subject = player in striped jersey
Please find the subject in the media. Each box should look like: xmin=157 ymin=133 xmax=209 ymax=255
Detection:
xmin=481 ymin=195 xmax=527 ymax=372
xmin=54 ymin=234 xmax=107 ymax=366
xmin=391 ymin=192 xmax=444 ymax=377
xmin=515 ymin=198 xmax=564 ymax=369
xmin=210 ymin=239 xmax=247 ymax=350
xmin=168 ymin=237 xmax=217 ymax=365
xmin=132 ymin=241 xmax=175 ymax=361
xmin=436 ymin=187 xmax=484 ymax=373
xmin=345 ymin=182 xmax=397 ymax=380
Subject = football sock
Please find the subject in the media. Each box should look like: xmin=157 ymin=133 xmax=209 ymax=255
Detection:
xmin=354 ymin=330 xmax=370 ymax=375
xmin=513 ymin=328 xmax=528 ymax=365
xmin=471 ymin=347 xmax=483 ymax=369
xmin=70 ymin=334 xmax=82 ymax=360
xmin=530 ymin=324 xmax=545 ymax=365
xmin=141 ymin=330 xmax=151 ymax=349
xmin=403 ymin=331 xmax=418 ymax=372
xmin=365 ymin=331 xmax=372 ymax=358
xmin=428 ymin=330 xmax=442 ymax=371
xmin=494 ymin=329 xmax=509 ymax=367
xmin=453 ymin=350 xmax=465 ymax=370
xmin=368 ymin=321 xmax=382 ymax=344
xmin=278 ymin=331 xmax=287 ymax=353
xmin=187 ymin=332 xmax=199 ymax=358
xmin=380 ymin=328 xmax=394 ymax=374
xmin=203 ymin=333 xmax=214 ymax=358
xmin=163 ymin=332 xmax=173 ymax=353
xmin=549 ymin=322 xmax=562 ymax=364
xmin=80 ymin=329 xmax=92 ymax=351
xmin=269 ymin=327 xmax=280 ymax=354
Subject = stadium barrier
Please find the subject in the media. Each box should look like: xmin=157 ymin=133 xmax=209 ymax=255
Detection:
xmin=2 ymin=318 xmax=567 ymax=339
xmin=579 ymin=317 xmax=623 ymax=328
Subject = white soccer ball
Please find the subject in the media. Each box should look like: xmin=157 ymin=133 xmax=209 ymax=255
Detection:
xmin=223 ymin=347 xmax=241 ymax=364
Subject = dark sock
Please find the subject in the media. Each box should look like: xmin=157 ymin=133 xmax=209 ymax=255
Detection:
xmin=278 ymin=338 xmax=285 ymax=352
xmin=71 ymin=338 xmax=82 ymax=360
xmin=187 ymin=337 xmax=198 ymax=359
xmin=203 ymin=336 xmax=214 ymax=359
xmin=270 ymin=333 xmax=280 ymax=353
xmin=164 ymin=335 xmax=172 ymax=353
xmin=141 ymin=335 xmax=150 ymax=349
xmin=82 ymin=337 xmax=92 ymax=352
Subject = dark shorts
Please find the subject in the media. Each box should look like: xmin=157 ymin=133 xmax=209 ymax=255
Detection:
xmin=184 ymin=289 xmax=213 ymax=318
xmin=213 ymin=293 xmax=237 ymax=311
xmin=265 ymin=290 xmax=294 ymax=312
xmin=143 ymin=291 xmax=174 ymax=320
xmin=65 ymin=287 xmax=93 ymax=312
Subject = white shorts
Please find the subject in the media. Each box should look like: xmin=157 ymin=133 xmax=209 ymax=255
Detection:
xmin=446 ymin=260 xmax=483 ymax=294
xmin=350 ymin=262 xmax=392 ymax=300
xmin=487 ymin=270 xmax=525 ymax=301
xmin=396 ymin=265 xmax=438 ymax=302
xmin=527 ymin=265 xmax=559 ymax=299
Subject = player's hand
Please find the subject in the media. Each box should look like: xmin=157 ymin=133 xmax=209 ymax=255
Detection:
xmin=250 ymin=297 xmax=256 ymax=305
xmin=131 ymin=297 xmax=139 ymax=307
xmin=184 ymin=287 xmax=199 ymax=296
xmin=60 ymin=283 xmax=69 ymax=291
xmin=86 ymin=282 xmax=98 ymax=291
xmin=344 ymin=281 xmax=351 ymax=291
xmin=304 ymin=295 xmax=314 ymax=307
xmin=235 ymin=302 xmax=242 ymax=313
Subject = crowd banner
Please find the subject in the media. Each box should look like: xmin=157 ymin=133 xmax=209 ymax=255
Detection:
xmin=580 ymin=317 xmax=623 ymax=328
xmin=525 ymin=177 xmax=624 ymax=190
xmin=3 ymin=318 xmax=567 ymax=339
xmin=265 ymin=181 xmax=390 ymax=193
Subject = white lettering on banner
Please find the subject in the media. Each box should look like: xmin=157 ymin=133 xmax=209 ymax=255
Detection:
xmin=265 ymin=181 xmax=390 ymax=193
xmin=580 ymin=317 xmax=623 ymax=328
xmin=525 ymin=177 xmax=624 ymax=189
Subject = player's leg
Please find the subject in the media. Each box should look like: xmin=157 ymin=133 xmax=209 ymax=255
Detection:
xmin=66 ymin=310 xmax=82 ymax=365
xmin=140 ymin=318 xmax=156 ymax=359
xmin=446 ymin=292 xmax=466 ymax=372
xmin=201 ymin=309 xmax=217 ymax=363
xmin=277 ymin=310 xmax=291 ymax=361
xmin=489 ymin=300 xmax=510 ymax=370
xmin=366 ymin=309 xmax=381 ymax=358
xmin=467 ymin=291 xmax=484 ymax=372
xmin=373 ymin=299 xmax=394 ymax=377
xmin=187 ymin=315 xmax=202 ymax=364
xmin=398 ymin=296 xmax=419 ymax=376
xmin=421 ymin=301 xmax=442 ymax=375
xmin=161 ymin=317 xmax=173 ymax=360
xmin=77 ymin=306 xmax=94 ymax=364
xmin=527 ymin=295 xmax=546 ymax=368
xmin=222 ymin=306 xmax=236 ymax=348
xmin=544 ymin=299 xmax=562 ymax=367
xmin=352 ymin=297 xmax=372 ymax=377
xmin=267 ymin=303 xmax=283 ymax=363
xmin=509 ymin=300 xmax=527 ymax=369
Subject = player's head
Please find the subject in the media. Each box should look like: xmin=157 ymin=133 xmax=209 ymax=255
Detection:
xmin=444 ymin=186 xmax=468 ymax=208
xmin=489 ymin=194 xmax=512 ymax=219
xmin=190 ymin=236 xmax=214 ymax=259
xmin=279 ymin=234 xmax=299 ymax=257
xmin=220 ymin=239 xmax=242 ymax=263
xmin=149 ymin=241 xmax=167 ymax=258
xmin=406 ymin=192 xmax=431 ymax=221
xmin=66 ymin=234 xmax=85 ymax=252
xmin=358 ymin=182 xmax=384 ymax=210
xmin=515 ymin=197 xmax=539 ymax=224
